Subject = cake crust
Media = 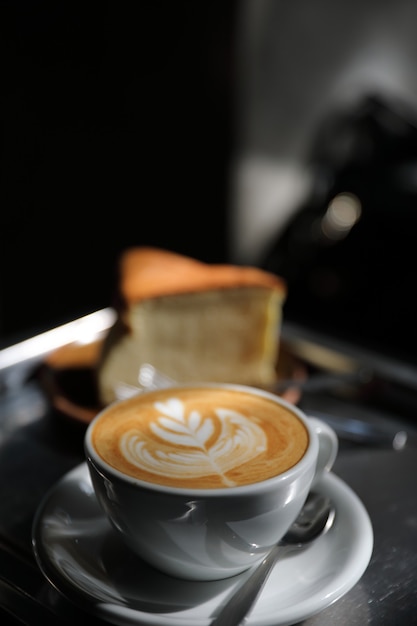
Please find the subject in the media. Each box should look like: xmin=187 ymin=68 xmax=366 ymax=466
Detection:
xmin=119 ymin=247 xmax=287 ymax=304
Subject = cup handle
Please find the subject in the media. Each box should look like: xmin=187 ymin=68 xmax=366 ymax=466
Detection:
xmin=309 ymin=417 xmax=338 ymax=485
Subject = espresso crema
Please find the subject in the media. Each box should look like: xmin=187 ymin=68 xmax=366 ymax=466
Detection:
xmin=91 ymin=387 xmax=309 ymax=489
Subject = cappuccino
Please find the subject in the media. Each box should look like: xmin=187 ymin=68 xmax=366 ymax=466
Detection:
xmin=91 ymin=386 xmax=308 ymax=489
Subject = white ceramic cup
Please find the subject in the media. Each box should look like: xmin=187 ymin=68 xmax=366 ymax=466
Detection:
xmin=84 ymin=383 xmax=338 ymax=581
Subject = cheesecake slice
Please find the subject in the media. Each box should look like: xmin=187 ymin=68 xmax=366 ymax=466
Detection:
xmin=97 ymin=247 xmax=287 ymax=405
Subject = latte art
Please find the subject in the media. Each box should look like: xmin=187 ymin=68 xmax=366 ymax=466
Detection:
xmin=120 ymin=399 xmax=267 ymax=487
xmin=91 ymin=387 xmax=309 ymax=488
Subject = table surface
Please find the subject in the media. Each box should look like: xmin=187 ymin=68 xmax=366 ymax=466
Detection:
xmin=1 ymin=314 xmax=417 ymax=626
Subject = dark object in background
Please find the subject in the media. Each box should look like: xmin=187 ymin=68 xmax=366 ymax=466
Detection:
xmin=262 ymin=94 xmax=417 ymax=367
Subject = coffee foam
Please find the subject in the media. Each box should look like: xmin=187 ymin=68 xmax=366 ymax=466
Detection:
xmin=91 ymin=387 xmax=309 ymax=489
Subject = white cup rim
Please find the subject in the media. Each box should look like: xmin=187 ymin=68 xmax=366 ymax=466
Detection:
xmin=84 ymin=383 xmax=319 ymax=497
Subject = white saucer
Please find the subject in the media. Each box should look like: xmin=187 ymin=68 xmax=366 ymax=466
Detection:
xmin=32 ymin=463 xmax=373 ymax=626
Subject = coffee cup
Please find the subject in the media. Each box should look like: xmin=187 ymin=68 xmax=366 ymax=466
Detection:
xmin=84 ymin=383 xmax=338 ymax=581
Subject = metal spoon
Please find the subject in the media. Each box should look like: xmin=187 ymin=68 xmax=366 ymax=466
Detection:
xmin=210 ymin=492 xmax=335 ymax=626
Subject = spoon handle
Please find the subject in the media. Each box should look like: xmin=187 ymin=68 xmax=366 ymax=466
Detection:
xmin=211 ymin=543 xmax=294 ymax=626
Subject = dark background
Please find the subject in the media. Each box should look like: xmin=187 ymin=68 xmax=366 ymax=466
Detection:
xmin=2 ymin=2 xmax=416 ymax=371
xmin=0 ymin=1 xmax=238 ymax=345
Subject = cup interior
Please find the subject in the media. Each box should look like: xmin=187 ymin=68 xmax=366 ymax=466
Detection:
xmin=85 ymin=383 xmax=319 ymax=496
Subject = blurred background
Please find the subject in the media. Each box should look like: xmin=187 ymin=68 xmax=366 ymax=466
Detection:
xmin=0 ymin=1 xmax=238 ymax=344
xmin=1 ymin=0 xmax=417 ymax=369
xmin=232 ymin=0 xmax=417 ymax=369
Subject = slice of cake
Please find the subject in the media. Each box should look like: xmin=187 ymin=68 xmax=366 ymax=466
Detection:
xmin=97 ymin=247 xmax=287 ymax=405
